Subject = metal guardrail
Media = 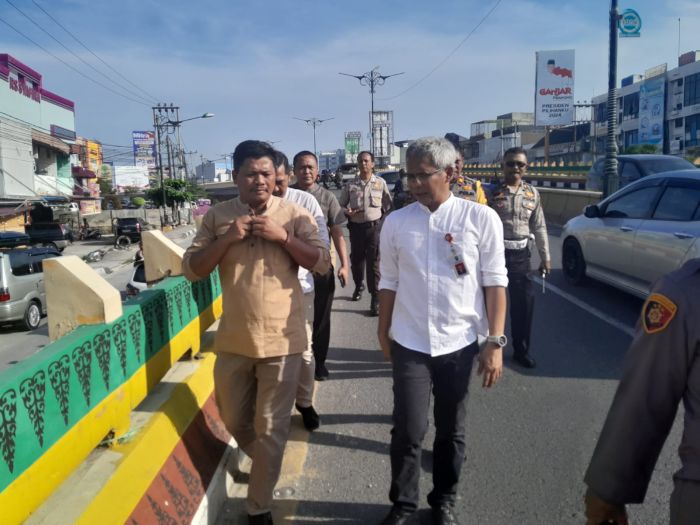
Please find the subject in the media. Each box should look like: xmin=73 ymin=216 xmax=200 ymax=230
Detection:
xmin=463 ymin=163 xmax=591 ymax=190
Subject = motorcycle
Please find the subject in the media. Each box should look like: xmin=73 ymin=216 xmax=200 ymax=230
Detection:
xmin=78 ymin=227 xmax=102 ymax=241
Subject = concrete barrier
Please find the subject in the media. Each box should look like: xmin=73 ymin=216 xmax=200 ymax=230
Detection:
xmin=538 ymin=187 xmax=602 ymax=227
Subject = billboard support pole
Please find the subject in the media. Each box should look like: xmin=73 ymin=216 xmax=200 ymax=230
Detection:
xmin=604 ymin=0 xmax=620 ymax=197
xmin=544 ymin=126 xmax=550 ymax=163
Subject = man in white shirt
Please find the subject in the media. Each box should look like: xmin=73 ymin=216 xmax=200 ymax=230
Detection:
xmin=273 ymin=151 xmax=329 ymax=432
xmin=377 ymin=137 xmax=508 ymax=525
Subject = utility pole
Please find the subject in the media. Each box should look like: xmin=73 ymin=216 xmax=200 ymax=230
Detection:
xmin=339 ymin=67 xmax=404 ymax=156
xmin=604 ymin=0 xmax=620 ymax=197
xmin=293 ymin=117 xmax=334 ymax=157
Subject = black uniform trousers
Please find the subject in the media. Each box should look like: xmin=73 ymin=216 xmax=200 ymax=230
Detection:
xmin=312 ymin=266 xmax=335 ymax=370
xmin=348 ymin=220 xmax=380 ymax=295
xmin=505 ymin=247 xmax=535 ymax=357
xmin=389 ymin=340 xmax=479 ymax=511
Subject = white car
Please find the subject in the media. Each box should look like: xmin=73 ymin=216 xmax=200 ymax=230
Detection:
xmin=125 ymin=263 xmax=148 ymax=297
xmin=562 ymin=169 xmax=700 ymax=298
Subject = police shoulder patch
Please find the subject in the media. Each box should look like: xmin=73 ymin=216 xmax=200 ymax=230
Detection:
xmin=642 ymin=293 xmax=677 ymax=334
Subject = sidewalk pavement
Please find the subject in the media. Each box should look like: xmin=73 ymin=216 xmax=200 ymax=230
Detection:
xmin=62 ymin=224 xmax=197 ymax=275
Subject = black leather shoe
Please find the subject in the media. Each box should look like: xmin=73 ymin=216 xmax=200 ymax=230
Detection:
xmin=248 ymin=511 xmax=273 ymax=525
xmin=369 ymin=294 xmax=379 ymax=316
xmin=378 ymin=506 xmax=414 ymax=525
xmin=352 ymin=286 xmax=364 ymax=301
xmin=513 ymin=353 xmax=537 ymax=368
xmin=314 ymin=363 xmax=329 ymax=381
xmin=296 ymin=403 xmax=320 ymax=431
xmin=432 ymin=505 xmax=460 ymax=525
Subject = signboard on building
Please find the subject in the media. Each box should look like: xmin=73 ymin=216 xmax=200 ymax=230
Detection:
xmin=132 ymin=131 xmax=156 ymax=168
xmin=534 ymin=50 xmax=575 ymax=126
xmin=638 ymin=72 xmax=666 ymax=147
xmin=370 ymin=111 xmax=394 ymax=163
xmin=618 ymin=8 xmax=642 ymax=38
xmin=114 ymin=166 xmax=150 ymax=192
xmin=344 ymin=131 xmax=361 ymax=163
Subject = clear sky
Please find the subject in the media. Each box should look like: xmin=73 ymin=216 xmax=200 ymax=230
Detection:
xmin=1 ymin=0 xmax=698 ymax=165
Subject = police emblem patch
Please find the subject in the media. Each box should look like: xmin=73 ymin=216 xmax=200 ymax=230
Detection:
xmin=642 ymin=293 xmax=677 ymax=334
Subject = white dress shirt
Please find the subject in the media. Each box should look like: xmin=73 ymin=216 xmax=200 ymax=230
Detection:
xmin=284 ymin=187 xmax=329 ymax=294
xmin=379 ymin=194 xmax=508 ymax=356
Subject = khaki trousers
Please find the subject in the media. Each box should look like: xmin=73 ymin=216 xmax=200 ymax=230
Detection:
xmin=214 ymin=352 xmax=302 ymax=515
xmin=296 ymin=291 xmax=316 ymax=407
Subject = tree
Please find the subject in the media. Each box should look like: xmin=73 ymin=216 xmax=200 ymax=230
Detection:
xmin=131 ymin=197 xmax=145 ymax=208
xmin=145 ymin=179 xmax=204 ymax=208
xmin=622 ymin=144 xmax=659 ymax=154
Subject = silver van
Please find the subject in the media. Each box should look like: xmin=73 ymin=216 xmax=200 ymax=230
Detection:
xmin=0 ymin=246 xmax=62 ymax=330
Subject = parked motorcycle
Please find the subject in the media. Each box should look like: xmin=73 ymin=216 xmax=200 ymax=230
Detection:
xmin=78 ymin=227 xmax=102 ymax=241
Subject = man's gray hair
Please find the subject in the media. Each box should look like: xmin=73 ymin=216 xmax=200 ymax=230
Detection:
xmin=406 ymin=137 xmax=457 ymax=170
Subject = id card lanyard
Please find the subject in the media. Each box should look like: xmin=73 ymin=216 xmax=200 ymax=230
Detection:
xmin=444 ymin=233 xmax=468 ymax=277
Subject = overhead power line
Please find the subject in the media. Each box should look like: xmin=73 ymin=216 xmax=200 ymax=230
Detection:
xmin=31 ymin=0 xmax=160 ymax=103
xmin=379 ymin=0 xmax=503 ymax=101
xmin=0 ymin=14 xmax=151 ymax=106
xmin=5 ymin=0 xmax=155 ymax=105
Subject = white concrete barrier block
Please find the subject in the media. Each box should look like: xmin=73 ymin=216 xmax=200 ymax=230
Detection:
xmin=142 ymin=230 xmax=185 ymax=282
xmin=44 ymin=256 xmax=122 ymax=341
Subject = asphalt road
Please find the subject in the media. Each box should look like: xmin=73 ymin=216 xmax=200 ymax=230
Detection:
xmin=219 ymin=225 xmax=673 ymax=525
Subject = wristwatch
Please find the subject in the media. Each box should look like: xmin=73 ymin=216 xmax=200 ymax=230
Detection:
xmin=485 ymin=334 xmax=508 ymax=347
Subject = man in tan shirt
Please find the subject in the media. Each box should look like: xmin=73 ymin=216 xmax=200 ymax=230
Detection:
xmin=182 ymin=140 xmax=330 ymax=525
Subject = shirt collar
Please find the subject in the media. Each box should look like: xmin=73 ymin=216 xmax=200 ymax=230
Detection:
xmin=416 ymin=193 xmax=455 ymax=215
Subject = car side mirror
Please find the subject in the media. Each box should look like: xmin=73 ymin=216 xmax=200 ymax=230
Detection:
xmin=583 ymin=205 xmax=600 ymax=218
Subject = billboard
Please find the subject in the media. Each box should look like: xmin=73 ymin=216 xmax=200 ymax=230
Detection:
xmin=638 ymin=73 xmax=666 ymax=147
xmin=344 ymin=131 xmax=361 ymax=163
xmin=132 ymin=131 xmax=156 ymax=168
xmin=535 ymin=50 xmax=575 ymax=126
xmin=370 ymin=111 xmax=393 ymax=163
xmin=114 ymin=166 xmax=150 ymax=192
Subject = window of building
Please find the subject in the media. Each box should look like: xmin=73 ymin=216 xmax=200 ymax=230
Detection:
xmin=678 ymin=78 xmax=684 ymax=87
xmin=686 ymin=114 xmax=700 ymax=147
xmin=676 ymin=118 xmax=684 ymax=128
xmin=595 ymin=102 xmax=607 ymax=123
xmin=623 ymin=92 xmax=639 ymax=118
xmin=684 ymin=72 xmax=700 ymax=107
xmin=624 ymin=129 xmax=638 ymax=148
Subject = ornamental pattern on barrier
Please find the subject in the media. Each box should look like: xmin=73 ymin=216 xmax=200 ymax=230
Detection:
xmin=165 ymin=291 xmax=175 ymax=333
xmin=142 ymin=302 xmax=155 ymax=355
xmin=19 ymin=371 xmax=46 ymax=447
xmin=93 ymin=330 xmax=112 ymax=391
xmin=128 ymin=312 xmax=143 ymax=364
xmin=160 ymin=472 xmax=195 ymax=519
xmin=175 ymin=285 xmax=184 ymax=326
xmin=0 ymin=388 xmax=17 ymax=473
xmin=72 ymin=342 xmax=93 ymax=407
xmin=182 ymin=283 xmax=192 ymax=318
xmin=146 ymin=494 xmax=178 ymax=525
xmin=154 ymin=296 xmax=167 ymax=344
xmin=112 ymin=320 xmax=128 ymax=378
xmin=48 ymin=355 xmax=71 ymax=426
xmin=173 ymin=455 xmax=204 ymax=500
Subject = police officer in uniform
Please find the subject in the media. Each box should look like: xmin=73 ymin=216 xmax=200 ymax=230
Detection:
xmin=445 ymin=133 xmax=487 ymax=205
xmin=339 ymin=150 xmax=392 ymax=316
xmin=487 ymin=147 xmax=550 ymax=368
xmin=584 ymin=258 xmax=700 ymax=525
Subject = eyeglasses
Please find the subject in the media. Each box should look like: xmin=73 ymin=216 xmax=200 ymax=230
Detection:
xmin=405 ymin=168 xmax=443 ymax=182
xmin=505 ymin=161 xmax=527 ymax=169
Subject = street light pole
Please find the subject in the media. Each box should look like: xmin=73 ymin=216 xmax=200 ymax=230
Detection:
xmin=604 ymin=0 xmax=620 ymax=197
xmin=339 ymin=67 xmax=404 ymax=156
xmin=293 ymin=117 xmax=334 ymax=157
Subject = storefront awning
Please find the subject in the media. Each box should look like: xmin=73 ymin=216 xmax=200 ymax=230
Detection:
xmin=31 ymin=129 xmax=70 ymax=155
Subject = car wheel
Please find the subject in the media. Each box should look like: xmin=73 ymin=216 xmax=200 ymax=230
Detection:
xmin=43 ymin=242 xmax=59 ymax=251
xmin=562 ymin=238 xmax=586 ymax=285
xmin=23 ymin=300 xmax=42 ymax=330
xmin=115 ymin=235 xmax=131 ymax=249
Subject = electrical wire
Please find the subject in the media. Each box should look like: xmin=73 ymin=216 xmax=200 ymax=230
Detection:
xmin=379 ymin=0 xmax=503 ymax=101
xmin=0 ymin=15 xmax=151 ymax=106
xmin=31 ymin=0 xmax=160 ymax=103
xmin=5 ymin=0 xmax=155 ymax=105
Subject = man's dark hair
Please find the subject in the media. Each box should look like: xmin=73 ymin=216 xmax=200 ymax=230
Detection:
xmin=503 ymin=146 xmax=527 ymax=159
xmin=358 ymin=150 xmax=374 ymax=162
xmin=293 ymin=150 xmax=318 ymax=166
xmin=273 ymin=150 xmax=290 ymax=172
xmin=444 ymin=133 xmax=461 ymax=149
xmin=233 ymin=140 xmax=278 ymax=171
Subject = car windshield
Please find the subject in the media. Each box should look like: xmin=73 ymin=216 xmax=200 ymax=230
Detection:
xmin=380 ymin=172 xmax=399 ymax=184
xmin=642 ymin=157 xmax=695 ymax=174
xmin=119 ymin=218 xmax=138 ymax=224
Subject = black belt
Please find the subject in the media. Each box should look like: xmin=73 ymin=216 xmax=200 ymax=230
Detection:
xmin=349 ymin=220 xmax=380 ymax=228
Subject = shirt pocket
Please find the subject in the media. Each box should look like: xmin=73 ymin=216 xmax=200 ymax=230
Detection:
xmin=520 ymin=199 xmax=537 ymax=220
xmin=369 ymin=188 xmax=383 ymax=207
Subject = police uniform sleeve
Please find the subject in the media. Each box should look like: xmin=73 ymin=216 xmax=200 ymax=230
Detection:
xmin=584 ymin=274 xmax=692 ymax=504
xmin=381 ymin=179 xmax=393 ymax=213
xmin=326 ymin=192 xmax=347 ymax=227
xmin=338 ymin=184 xmax=350 ymax=208
xmin=530 ymin=190 xmax=550 ymax=261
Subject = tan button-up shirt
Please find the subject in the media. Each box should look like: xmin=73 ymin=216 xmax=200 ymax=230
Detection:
xmin=338 ymin=174 xmax=392 ymax=223
xmin=182 ymin=196 xmax=330 ymax=359
xmin=487 ymin=181 xmax=550 ymax=262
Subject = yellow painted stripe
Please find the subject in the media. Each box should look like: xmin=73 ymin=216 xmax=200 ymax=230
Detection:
xmin=0 ymin=298 xmax=221 ymax=525
xmin=76 ymin=353 xmax=216 ymax=525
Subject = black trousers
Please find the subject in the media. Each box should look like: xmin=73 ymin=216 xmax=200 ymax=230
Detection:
xmin=348 ymin=221 xmax=380 ymax=295
xmin=505 ymin=247 xmax=535 ymax=356
xmin=312 ymin=266 xmax=335 ymax=368
xmin=389 ymin=341 xmax=479 ymax=511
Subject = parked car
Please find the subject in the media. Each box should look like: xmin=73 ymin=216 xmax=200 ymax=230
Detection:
xmin=125 ymin=262 xmax=148 ymax=297
xmin=0 ymin=246 xmax=62 ymax=329
xmin=562 ymin=169 xmax=700 ymax=298
xmin=585 ymin=154 xmax=696 ymax=191
xmin=377 ymin=170 xmax=400 ymax=192
xmin=336 ymin=162 xmax=359 ymax=182
xmin=0 ymin=231 xmax=31 ymax=248
xmin=24 ymin=222 xmax=73 ymax=251
xmin=115 ymin=217 xmax=148 ymax=242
